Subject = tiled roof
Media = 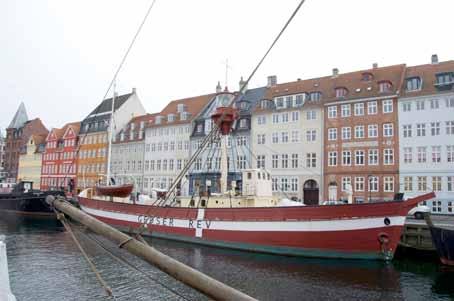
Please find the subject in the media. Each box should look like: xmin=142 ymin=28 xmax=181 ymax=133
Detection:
xmin=114 ymin=113 xmax=158 ymax=143
xmin=48 ymin=122 xmax=81 ymax=141
xmin=401 ymin=60 xmax=454 ymax=98
xmin=148 ymin=93 xmax=216 ymax=127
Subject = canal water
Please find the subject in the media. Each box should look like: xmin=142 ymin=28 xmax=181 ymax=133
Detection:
xmin=2 ymin=218 xmax=454 ymax=301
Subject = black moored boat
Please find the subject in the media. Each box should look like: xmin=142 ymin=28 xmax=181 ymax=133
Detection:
xmin=0 ymin=181 xmax=65 ymax=221
xmin=424 ymin=212 xmax=454 ymax=266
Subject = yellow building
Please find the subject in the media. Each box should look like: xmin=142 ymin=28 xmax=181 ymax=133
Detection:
xmin=17 ymin=135 xmax=47 ymax=190
xmin=76 ymin=132 xmax=108 ymax=191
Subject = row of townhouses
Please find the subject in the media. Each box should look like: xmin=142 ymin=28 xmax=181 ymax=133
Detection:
xmin=3 ymin=55 xmax=453 ymax=213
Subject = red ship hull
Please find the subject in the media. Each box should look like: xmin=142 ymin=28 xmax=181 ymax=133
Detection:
xmin=78 ymin=192 xmax=434 ymax=260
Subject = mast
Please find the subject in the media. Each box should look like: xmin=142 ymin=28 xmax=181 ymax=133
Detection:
xmin=106 ymin=82 xmax=116 ymax=186
xmin=220 ymin=135 xmax=228 ymax=194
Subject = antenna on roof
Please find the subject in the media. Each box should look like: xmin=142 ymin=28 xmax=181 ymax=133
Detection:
xmin=223 ymin=58 xmax=232 ymax=89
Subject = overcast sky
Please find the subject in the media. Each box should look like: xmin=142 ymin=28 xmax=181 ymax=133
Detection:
xmin=1 ymin=0 xmax=453 ymax=133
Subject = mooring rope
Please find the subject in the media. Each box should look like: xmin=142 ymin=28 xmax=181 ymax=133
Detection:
xmin=70 ymin=223 xmax=192 ymax=301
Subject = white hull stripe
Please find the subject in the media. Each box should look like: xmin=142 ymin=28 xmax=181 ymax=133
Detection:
xmin=81 ymin=206 xmax=406 ymax=232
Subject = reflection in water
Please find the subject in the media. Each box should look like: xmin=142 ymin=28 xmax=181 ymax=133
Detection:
xmin=1 ymin=219 xmax=453 ymax=301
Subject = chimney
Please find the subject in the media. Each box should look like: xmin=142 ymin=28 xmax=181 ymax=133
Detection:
xmin=267 ymin=75 xmax=277 ymax=87
xmin=431 ymin=54 xmax=439 ymax=64
xmin=372 ymin=63 xmax=378 ymax=69
xmin=332 ymin=68 xmax=339 ymax=77
xmin=216 ymin=81 xmax=222 ymax=93
xmin=239 ymin=76 xmax=247 ymax=93
xmin=132 ymin=87 xmax=136 ymax=94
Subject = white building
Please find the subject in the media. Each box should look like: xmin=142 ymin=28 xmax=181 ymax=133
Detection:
xmin=143 ymin=93 xmax=214 ymax=196
xmin=251 ymin=76 xmax=324 ymax=204
xmin=399 ymin=56 xmax=454 ymax=214
xmin=111 ymin=114 xmax=156 ymax=193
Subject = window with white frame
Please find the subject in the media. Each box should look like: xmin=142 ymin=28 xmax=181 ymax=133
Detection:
xmin=341 ymin=104 xmax=351 ymax=117
xmin=417 ymin=147 xmax=427 ymax=163
xmin=402 ymin=102 xmax=411 ymax=112
xmin=328 ymin=151 xmax=337 ymax=166
xmin=403 ymin=176 xmax=413 ymax=191
xmin=275 ymin=97 xmax=284 ymax=108
xmin=257 ymin=115 xmax=266 ymax=125
xmin=368 ymin=149 xmax=379 ymax=165
xmin=383 ymin=99 xmax=393 ymax=113
xmin=355 ymin=150 xmax=365 ymax=165
xmin=448 ymin=176 xmax=453 ymax=191
xmin=291 ymin=111 xmax=299 ymax=122
xmin=342 ymin=150 xmax=351 ymax=166
xmin=432 ymin=146 xmax=441 ymax=163
xmin=306 ymin=130 xmax=316 ymax=142
xmin=342 ymin=177 xmax=351 ymax=191
xmin=281 ymin=154 xmax=289 ymax=168
xmin=431 ymin=122 xmax=440 ymax=136
xmin=354 ymin=103 xmax=365 ymax=116
xmin=306 ymin=153 xmax=316 ymax=168
xmin=257 ymin=155 xmax=266 ymax=169
xmin=446 ymin=121 xmax=454 ymax=135
xmin=384 ymin=177 xmax=394 ymax=192
xmin=272 ymin=132 xmax=279 ymax=144
xmin=291 ymin=178 xmax=298 ymax=192
xmin=416 ymin=123 xmax=426 ymax=136
xmin=237 ymin=136 xmax=247 ymax=146
xmin=285 ymin=96 xmax=293 ymax=108
xmin=237 ymin=156 xmax=247 ymax=169
xmin=416 ymin=100 xmax=425 ymax=110
xmin=417 ymin=176 xmax=427 ymax=191
xmin=355 ymin=177 xmax=365 ymax=191
xmin=272 ymin=177 xmax=278 ymax=192
xmin=369 ymin=176 xmax=378 ymax=192
xmin=383 ymin=123 xmax=394 ymax=137
xmin=432 ymin=176 xmax=442 ymax=191
xmin=291 ymin=130 xmax=299 ymax=142
xmin=368 ymin=101 xmax=378 ymax=114
xmin=281 ymin=132 xmax=289 ymax=143
xmin=272 ymin=114 xmax=279 ymax=124
xmin=355 ymin=125 xmax=365 ymax=138
xmin=342 ymin=127 xmax=351 ymax=140
xmin=257 ymin=134 xmax=266 ymax=145
xmin=447 ymin=146 xmax=454 ymax=162
xmin=366 ymin=124 xmax=377 ymax=138
xmin=291 ymin=154 xmax=298 ymax=168
xmin=446 ymin=98 xmax=454 ymax=108
xmin=281 ymin=113 xmax=289 ymax=123
xmin=402 ymin=125 xmax=412 ymax=138
xmin=430 ymin=99 xmax=440 ymax=109
xmin=403 ymin=147 xmax=412 ymax=163
xmin=272 ymin=155 xmax=279 ymax=168
xmin=384 ymin=149 xmax=394 ymax=165
xmin=306 ymin=110 xmax=316 ymax=120
xmin=281 ymin=178 xmax=289 ymax=192
xmin=328 ymin=106 xmax=337 ymax=118
xmin=328 ymin=128 xmax=337 ymax=140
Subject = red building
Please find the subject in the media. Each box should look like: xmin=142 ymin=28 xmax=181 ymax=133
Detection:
xmin=41 ymin=122 xmax=80 ymax=193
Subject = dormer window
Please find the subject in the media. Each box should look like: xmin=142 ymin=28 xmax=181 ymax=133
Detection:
xmin=309 ymin=91 xmax=322 ymax=102
xmin=361 ymin=72 xmax=373 ymax=81
xmin=435 ymin=73 xmax=453 ymax=86
xmin=260 ymin=99 xmax=269 ymax=109
xmin=295 ymin=94 xmax=306 ymax=106
xmin=378 ymin=81 xmax=392 ymax=93
xmin=130 ymin=123 xmax=135 ymax=130
xmin=196 ymin=123 xmax=203 ymax=133
xmin=120 ymin=132 xmax=125 ymax=141
xmin=406 ymin=77 xmax=422 ymax=91
xmin=180 ymin=112 xmax=190 ymax=121
xmin=285 ymin=96 xmax=293 ymax=108
xmin=275 ymin=97 xmax=284 ymax=109
xmin=155 ymin=116 xmax=163 ymax=124
xmin=177 ymin=103 xmax=186 ymax=113
xmin=335 ymin=87 xmax=348 ymax=98
xmin=140 ymin=121 xmax=144 ymax=129
xmin=167 ymin=114 xmax=176 ymax=122
xmin=239 ymin=102 xmax=248 ymax=110
xmin=239 ymin=119 xmax=247 ymax=128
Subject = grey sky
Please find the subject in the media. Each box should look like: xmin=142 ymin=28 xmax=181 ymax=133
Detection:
xmin=1 ymin=0 xmax=453 ymax=132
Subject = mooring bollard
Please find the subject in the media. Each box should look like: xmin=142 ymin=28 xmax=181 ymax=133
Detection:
xmin=0 ymin=235 xmax=16 ymax=301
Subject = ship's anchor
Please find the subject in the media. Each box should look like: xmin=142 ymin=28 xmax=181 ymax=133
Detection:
xmin=378 ymin=232 xmax=392 ymax=260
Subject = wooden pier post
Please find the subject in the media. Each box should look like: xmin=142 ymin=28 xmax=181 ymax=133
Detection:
xmin=46 ymin=195 xmax=256 ymax=301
